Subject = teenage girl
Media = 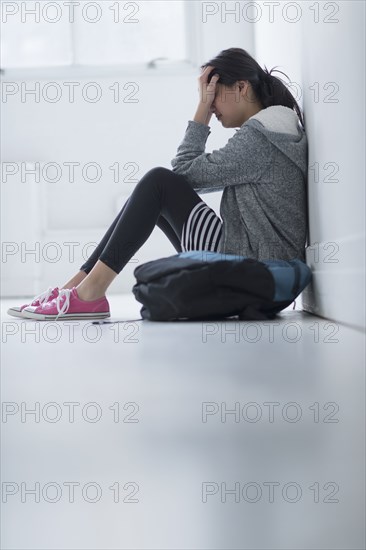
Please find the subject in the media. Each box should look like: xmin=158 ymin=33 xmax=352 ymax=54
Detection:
xmin=8 ymin=47 xmax=306 ymax=321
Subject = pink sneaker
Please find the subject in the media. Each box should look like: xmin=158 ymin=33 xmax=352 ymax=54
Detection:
xmin=7 ymin=286 xmax=59 ymax=319
xmin=22 ymin=287 xmax=110 ymax=321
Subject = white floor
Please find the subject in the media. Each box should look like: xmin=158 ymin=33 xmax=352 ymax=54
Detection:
xmin=1 ymin=294 xmax=365 ymax=550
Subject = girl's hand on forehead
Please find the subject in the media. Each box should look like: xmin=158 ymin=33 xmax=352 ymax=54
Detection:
xmin=198 ymin=65 xmax=220 ymax=107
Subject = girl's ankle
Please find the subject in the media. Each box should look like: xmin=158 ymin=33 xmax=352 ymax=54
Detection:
xmin=76 ymin=286 xmax=105 ymax=302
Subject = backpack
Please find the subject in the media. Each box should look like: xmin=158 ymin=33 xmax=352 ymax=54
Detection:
xmin=132 ymin=251 xmax=312 ymax=321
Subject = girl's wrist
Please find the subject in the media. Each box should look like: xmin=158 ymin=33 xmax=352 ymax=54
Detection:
xmin=193 ymin=103 xmax=212 ymax=126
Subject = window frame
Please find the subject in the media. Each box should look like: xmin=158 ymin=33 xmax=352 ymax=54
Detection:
xmin=0 ymin=1 xmax=202 ymax=78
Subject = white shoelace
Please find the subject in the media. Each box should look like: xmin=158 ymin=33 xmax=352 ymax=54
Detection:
xmin=32 ymin=286 xmax=55 ymax=305
xmin=55 ymin=289 xmax=71 ymax=320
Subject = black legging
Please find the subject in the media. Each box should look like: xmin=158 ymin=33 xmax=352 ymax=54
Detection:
xmin=80 ymin=167 xmax=211 ymax=275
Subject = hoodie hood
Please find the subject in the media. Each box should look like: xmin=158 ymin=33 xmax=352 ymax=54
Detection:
xmin=244 ymin=105 xmax=308 ymax=179
xmin=248 ymin=105 xmax=300 ymax=135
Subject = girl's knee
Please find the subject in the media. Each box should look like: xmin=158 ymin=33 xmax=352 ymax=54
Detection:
xmin=137 ymin=166 xmax=183 ymax=193
xmin=143 ymin=166 xmax=171 ymax=180
xmin=136 ymin=167 xmax=191 ymax=199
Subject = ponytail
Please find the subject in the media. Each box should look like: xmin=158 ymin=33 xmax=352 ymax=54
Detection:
xmin=256 ymin=65 xmax=305 ymax=129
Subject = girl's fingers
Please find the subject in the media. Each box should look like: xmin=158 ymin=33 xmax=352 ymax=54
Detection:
xmin=199 ymin=66 xmax=218 ymax=81
xmin=207 ymin=75 xmax=220 ymax=86
xmin=197 ymin=67 xmax=219 ymax=100
xmin=199 ymin=74 xmax=219 ymax=88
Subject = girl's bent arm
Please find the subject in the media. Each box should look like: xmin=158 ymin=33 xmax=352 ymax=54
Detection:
xmin=171 ymin=120 xmax=273 ymax=192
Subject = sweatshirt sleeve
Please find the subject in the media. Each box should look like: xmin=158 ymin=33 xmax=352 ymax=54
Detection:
xmin=170 ymin=120 xmax=274 ymax=193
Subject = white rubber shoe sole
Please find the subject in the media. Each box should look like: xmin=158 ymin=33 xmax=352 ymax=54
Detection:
xmin=21 ymin=309 xmax=111 ymax=321
xmin=7 ymin=306 xmax=27 ymax=319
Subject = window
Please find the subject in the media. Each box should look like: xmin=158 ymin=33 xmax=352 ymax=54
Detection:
xmin=0 ymin=1 xmax=187 ymax=69
xmin=0 ymin=4 xmax=73 ymax=68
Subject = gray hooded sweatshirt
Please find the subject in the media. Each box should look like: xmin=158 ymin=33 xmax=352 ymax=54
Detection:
xmin=171 ymin=105 xmax=308 ymax=262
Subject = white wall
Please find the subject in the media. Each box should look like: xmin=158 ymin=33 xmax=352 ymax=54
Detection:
xmin=253 ymin=1 xmax=303 ymax=110
xmin=300 ymin=1 xmax=365 ymax=331
xmin=1 ymin=1 xmax=255 ymax=297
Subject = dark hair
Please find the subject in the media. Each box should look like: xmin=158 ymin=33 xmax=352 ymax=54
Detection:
xmin=201 ymin=47 xmax=305 ymax=130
